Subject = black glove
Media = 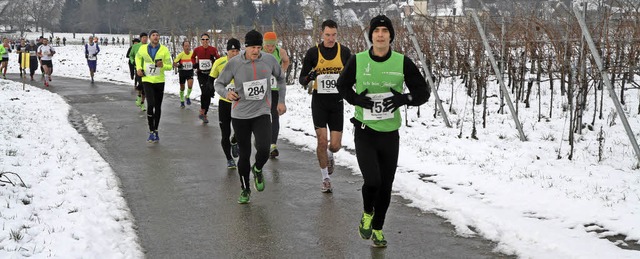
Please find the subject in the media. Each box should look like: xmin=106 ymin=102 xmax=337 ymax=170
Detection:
xmin=306 ymin=70 xmax=317 ymax=82
xmin=85 ymin=54 xmax=88 ymax=59
xmin=382 ymin=89 xmax=411 ymax=112
xmin=178 ymin=63 xmax=183 ymax=69
xmin=353 ymin=89 xmax=374 ymax=110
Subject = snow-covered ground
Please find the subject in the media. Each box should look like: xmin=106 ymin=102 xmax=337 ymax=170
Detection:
xmin=1 ymin=35 xmax=639 ymax=258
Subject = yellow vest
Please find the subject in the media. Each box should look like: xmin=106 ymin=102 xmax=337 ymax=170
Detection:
xmin=135 ymin=44 xmax=173 ymax=83
xmin=210 ymin=56 xmax=235 ymax=103
xmin=313 ymin=43 xmax=344 ymax=90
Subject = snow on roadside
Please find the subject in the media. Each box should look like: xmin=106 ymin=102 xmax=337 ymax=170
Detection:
xmin=0 ymin=80 xmax=142 ymax=258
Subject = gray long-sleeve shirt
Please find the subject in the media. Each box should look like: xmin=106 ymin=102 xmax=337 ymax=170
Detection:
xmin=214 ymin=50 xmax=286 ymax=119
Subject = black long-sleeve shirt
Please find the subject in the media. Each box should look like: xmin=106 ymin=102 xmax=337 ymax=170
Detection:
xmin=336 ymin=47 xmax=430 ymax=107
xmin=298 ymin=42 xmax=352 ymax=86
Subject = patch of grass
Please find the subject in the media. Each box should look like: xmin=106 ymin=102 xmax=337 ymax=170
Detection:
xmin=68 ymin=208 xmax=79 ymax=214
xmin=498 ymin=134 xmax=507 ymax=140
xmin=5 ymin=149 xmax=17 ymax=156
xmin=541 ymin=133 xmax=556 ymax=141
xmin=21 ymin=198 xmax=31 ymax=205
xmin=10 ymin=229 xmax=23 ymax=242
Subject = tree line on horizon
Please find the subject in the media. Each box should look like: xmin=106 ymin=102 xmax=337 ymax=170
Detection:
xmin=0 ymin=0 xmax=307 ymax=36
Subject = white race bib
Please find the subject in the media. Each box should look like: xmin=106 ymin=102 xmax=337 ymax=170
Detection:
xmin=29 ymin=51 xmax=36 ymax=56
xmin=146 ymin=64 xmax=161 ymax=76
xmin=363 ymin=93 xmax=394 ymax=121
xmin=88 ymin=55 xmax=97 ymax=61
xmin=316 ymin=74 xmax=339 ymax=94
xmin=270 ymin=76 xmax=278 ymax=90
xmin=243 ymin=79 xmax=267 ymax=101
xmin=182 ymin=61 xmax=193 ymax=70
xmin=225 ymin=83 xmax=235 ymax=92
xmin=198 ymin=59 xmax=212 ymax=70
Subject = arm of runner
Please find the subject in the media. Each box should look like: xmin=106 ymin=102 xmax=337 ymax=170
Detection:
xmin=135 ymin=49 xmax=144 ymax=76
xmin=161 ymin=49 xmax=173 ymax=71
xmin=280 ymin=48 xmax=290 ymax=73
xmin=173 ymin=52 xmax=182 ymax=67
xmin=336 ymin=55 xmax=358 ymax=105
xmin=298 ymin=48 xmax=316 ymax=86
xmin=402 ymin=56 xmax=430 ymax=105
xmin=213 ymin=61 xmax=236 ymax=101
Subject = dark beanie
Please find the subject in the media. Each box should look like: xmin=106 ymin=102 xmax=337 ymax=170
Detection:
xmin=368 ymin=15 xmax=394 ymax=43
xmin=244 ymin=30 xmax=263 ymax=47
xmin=148 ymin=29 xmax=159 ymax=36
xmin=227 ymin=38 xmax=241 ymax=51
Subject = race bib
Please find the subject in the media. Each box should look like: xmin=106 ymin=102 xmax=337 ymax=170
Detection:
xmin=198 ymin=59 xmax=212 ymax=70
xmin=146 ymin=64 xmax=161 ymax=76
xmin=363 ymin=92 xmax=394 ymax=121
xmin=270 ymin=76 xmax=278 ymax=90
xmin=316 ymin=74 xmax=339 ymax=94
xmin=225 ymin=83 xmax=235 ymax=92
xmin=88 ymin=55 xmax=97 ymax=61
xmin=29 ymin=51 xmax=36 ymax=56
xmin=182 ymin=61 xmax=193 ymax=70
xmin=242 ymin=79 xmax=267 ymax=101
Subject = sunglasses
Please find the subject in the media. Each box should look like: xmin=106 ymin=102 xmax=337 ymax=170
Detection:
xmin=201 ymin=38 xmax=209 ymax=41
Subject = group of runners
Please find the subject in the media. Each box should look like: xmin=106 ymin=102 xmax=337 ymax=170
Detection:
xmin=126 ymin=15 xmax=430 ymax=248
xmin=0 ymin=36 xmax=57 ymax=85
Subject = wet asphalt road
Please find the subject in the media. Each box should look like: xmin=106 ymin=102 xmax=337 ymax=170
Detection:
xmin=9 ymin=74 xmax=513 ymax=258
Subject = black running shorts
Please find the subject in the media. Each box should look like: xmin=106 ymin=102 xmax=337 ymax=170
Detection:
xmin=41 ymin=60 xmax=53 ymax=68
xmin=311 ymin=92 xmax=344 ymax=132
xmin=179 ymin=70 xmax=194 ymax=84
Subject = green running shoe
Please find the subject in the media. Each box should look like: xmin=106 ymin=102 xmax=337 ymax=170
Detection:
xmin=237 ymin=189 xmax=251 ymax=204
xmin=371 ymin=229 xmax=387 ymax=248
xmin=359 ymin=212 xmax=373 ymax=239
xmin=252 ymin=165 xmax=265 ymax=192
xmin=135 ymin=96 xmax=142 ymax=107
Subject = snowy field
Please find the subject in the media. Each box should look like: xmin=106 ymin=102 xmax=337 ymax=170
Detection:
xmin=0 ymin=34 xmax=639 ymax=258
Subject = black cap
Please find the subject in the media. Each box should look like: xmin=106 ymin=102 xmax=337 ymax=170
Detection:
xmin=368 ymin=14 xmax=395 ymax=43
xmin=132 ymin=38 xmax=141 ymax=43
xmin=227 ymin=38 xmax=241 ymax=51
xmin=139 ymin=32 xmax=148 ymax=38
xmin=244 ymin=30 xmax=263 ymax=47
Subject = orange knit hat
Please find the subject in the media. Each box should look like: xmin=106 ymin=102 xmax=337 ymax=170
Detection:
xmin=263 ymin=32 xmax=277 ymax=45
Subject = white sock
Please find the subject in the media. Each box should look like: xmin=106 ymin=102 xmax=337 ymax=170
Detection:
xmin=321 ymin=168 xmax=330 ymax=180
xmin=327 ymin=149 xmax=334 ymax=160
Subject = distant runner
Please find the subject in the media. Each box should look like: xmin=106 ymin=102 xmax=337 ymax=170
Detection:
xmin=262 ymin=32 xmax=290 ymax=159
xmin=1 ymin=38 xmax=11 ymax=79
xmin=85 ymin=36 xmax=100 ymax=83
xmin=135 ymin=30 xmax=173 ymax=143
xmin=210 ymin=38 xmax=242 ymax=169
xmin=130 ymin=32 xmax=149 ymax=111
xmin=37 ymin=38 xmax=55 ymax=87
xmin=192 ymin=33 xmax=220 ymax=124
xmin=173 ymin=40 xmax=194 ymax=108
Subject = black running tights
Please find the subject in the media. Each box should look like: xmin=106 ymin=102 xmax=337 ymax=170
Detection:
xmin=270 ymin=90 xmax=279 ymax=145
xmin=218 ymin=100 xmax=233 ymax=160
xmin=143 ymin=82 xmax=165 ymax=132
xmin=232 ymin=115 xmax=271 ymax=189
xmin=354 ymin=127 xmax=399 ymax=230
xmin=197 ymin=73 xmax=212 ymax=114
